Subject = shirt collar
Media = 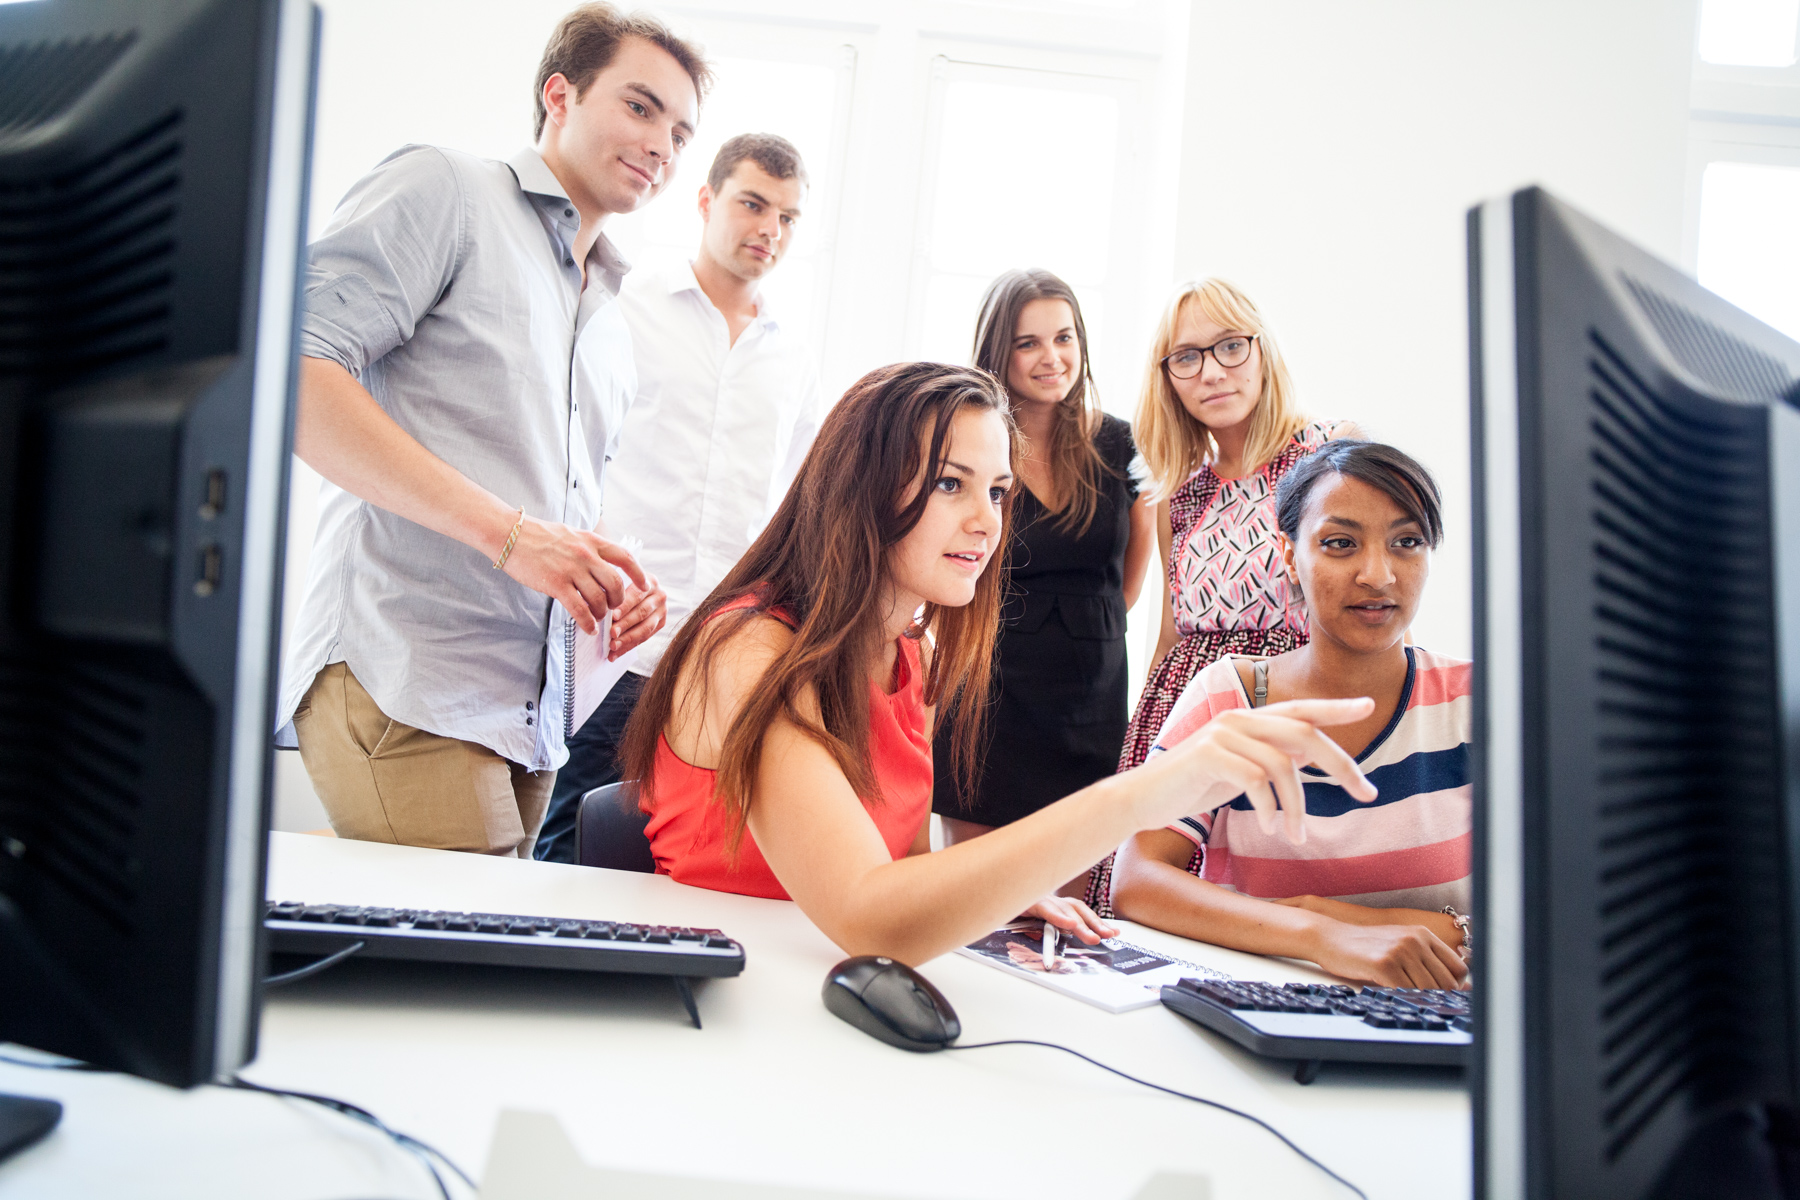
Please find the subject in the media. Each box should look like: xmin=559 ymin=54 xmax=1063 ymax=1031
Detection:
xmin=665 ymin=258 xmax=776 ymax=329
xmin=506 ymin=147 xmax=568 ymax=201
xmin=506 ymin=148 xmax=633 ymax=281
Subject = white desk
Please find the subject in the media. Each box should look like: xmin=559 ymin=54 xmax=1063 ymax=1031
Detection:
xmin=0 ymin=833 xmax=1468 ymax=1199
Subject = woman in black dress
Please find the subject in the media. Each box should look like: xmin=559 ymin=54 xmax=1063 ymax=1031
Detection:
xmin=933 ymin=269 xmax=1157 ymax=889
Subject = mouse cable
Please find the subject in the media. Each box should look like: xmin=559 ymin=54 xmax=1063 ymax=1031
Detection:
xmin=263 ymin=939 xmax=367 ymax=988
xmin=0 ymin=1050 xmax=473 ymax=1200
xmin=946 ymin=1039 xmax=1367 ymax=1200
xmin=224 ymin=1075 xmax=475 ymax=1200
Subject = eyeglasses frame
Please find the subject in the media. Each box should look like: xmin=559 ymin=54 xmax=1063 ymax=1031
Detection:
xmin=1160 ymin=333 xmax=1261 ymax=380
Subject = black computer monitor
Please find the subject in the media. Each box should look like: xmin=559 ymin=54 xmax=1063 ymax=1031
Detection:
xmin=0 ymin=0 xmax=317 ymax=1088
xmin=1472 ymin=187 xmax=1800 ymax=1198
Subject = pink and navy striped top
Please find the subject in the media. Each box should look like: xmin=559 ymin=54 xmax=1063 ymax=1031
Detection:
xmin=1145 ymin=647 xmax=1472 ymax=913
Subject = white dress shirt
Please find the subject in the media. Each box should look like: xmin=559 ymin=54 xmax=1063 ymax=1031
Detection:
xmin=608 ymin=258 xmax=826 ymax=674
xmin=278 ymin=146 xmax=634 ymax=770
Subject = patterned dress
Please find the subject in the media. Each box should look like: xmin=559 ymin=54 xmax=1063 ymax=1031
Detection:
xmin=1085 ymin=420 xmax=1340 ymax=912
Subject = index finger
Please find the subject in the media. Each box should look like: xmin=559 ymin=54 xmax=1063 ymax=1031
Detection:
xmin=1258 ymin=696 xmax=1377 ymax=728
xmin=1229 ymin=710 xmax=1377 ymax=803
xmin=583 ymin=558 xmax=629 ymax=610
xmin=1293 ymin=724 xmax=1376 ymax=804
xmin=594 ymin=539 xmax=649 ymax=592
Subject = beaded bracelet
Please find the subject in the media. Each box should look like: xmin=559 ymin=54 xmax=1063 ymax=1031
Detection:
xmin=492 ymin=507 xmax=525 ymax=570
xmin=1442 ymin=905 xmax=1473 ymax=962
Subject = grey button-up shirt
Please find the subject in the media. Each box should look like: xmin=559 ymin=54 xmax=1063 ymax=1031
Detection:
xmin=277 ymin=145 xmax=634 ymax=770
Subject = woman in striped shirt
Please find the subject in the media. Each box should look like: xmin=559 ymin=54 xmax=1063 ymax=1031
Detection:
xmin=1109 ymin=441 xmax=1471 ymax=990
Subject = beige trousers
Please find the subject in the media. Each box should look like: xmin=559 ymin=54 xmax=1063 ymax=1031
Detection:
xmin=293 ymin=662 xmax=554 ymax=857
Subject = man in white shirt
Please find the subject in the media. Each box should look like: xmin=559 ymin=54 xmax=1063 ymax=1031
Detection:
xmin=535 ymin=133 xmax=825 ymax=863
xmin=280 ymin=6 xmax=703 ymax=857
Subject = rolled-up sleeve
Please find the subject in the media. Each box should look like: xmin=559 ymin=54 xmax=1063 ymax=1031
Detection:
xmin=299 ymin=144 xmax=463 ymax=376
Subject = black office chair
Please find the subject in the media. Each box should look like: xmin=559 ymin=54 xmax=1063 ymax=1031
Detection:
xmin=573 ymin=779 xmax=712 ymax=1027
xmin=574 ymin=780 xmax=655 ymax=873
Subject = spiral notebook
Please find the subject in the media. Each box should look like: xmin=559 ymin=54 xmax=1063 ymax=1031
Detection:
xmin=563 ymin=610 xmax=635 ymax=739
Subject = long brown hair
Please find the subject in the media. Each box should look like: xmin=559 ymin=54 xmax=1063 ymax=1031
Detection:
xmin=620 ymin=362 xmax=1017 ymax=852
xmin=972 ymin=269 xmax=1108 ymax=534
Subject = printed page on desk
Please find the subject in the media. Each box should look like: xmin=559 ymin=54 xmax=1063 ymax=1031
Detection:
xmin=957 ymin=921 xmax=1231 ymax=1013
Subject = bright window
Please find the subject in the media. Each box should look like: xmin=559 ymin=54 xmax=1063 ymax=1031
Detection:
xmin=917 ymin=79 xmax=1117 ymax=361
xmin=606 ymin=53 xmax=847 ymax=357
xmin=1698 ymin=0 xmax=1800 ymax=67
xmin=908 ymin=63 xmax=1143 ymax=416
xmin=1697 ymin=161 xmax=1800 ymax=340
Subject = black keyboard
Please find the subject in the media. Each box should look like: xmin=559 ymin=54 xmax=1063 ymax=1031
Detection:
xmin=265 ymin=901 xmax=746 ymax=979
xmin=1161 ymin=978 xmax=1470 ymax=1081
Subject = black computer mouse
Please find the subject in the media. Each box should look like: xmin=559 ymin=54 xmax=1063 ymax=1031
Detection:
xmin=822 ymin=955 xmax=961 ymax=1052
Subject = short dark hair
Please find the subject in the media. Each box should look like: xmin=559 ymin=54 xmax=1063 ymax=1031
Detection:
xmin=1274 ymin=440 xmax=1445 ymax=548
xmin=706 ymin=132 xmax=809 ymax=195
xmin=533 ymin=3 xmax=713 ymax=140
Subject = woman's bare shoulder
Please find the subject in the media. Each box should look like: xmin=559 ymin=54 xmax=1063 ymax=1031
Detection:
xmin=693 ymin=612 xmax=796 ymax=697
xmin=668 ymin=613 xmax=803 ymax=765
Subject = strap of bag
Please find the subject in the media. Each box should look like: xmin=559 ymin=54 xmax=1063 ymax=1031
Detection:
xmin=1235 ymin=657 xmax=1271 ymax=708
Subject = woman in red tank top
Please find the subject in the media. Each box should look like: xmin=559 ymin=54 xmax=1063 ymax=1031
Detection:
xmin=619 ymin=363 xmax=1381 ymax=965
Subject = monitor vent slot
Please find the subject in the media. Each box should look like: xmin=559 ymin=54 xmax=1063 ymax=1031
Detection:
xmin=0 ymin=32 xmax=138 ymax=138
xmin=0 ymin=652 xmax=156 ymax=932
xmin=0 ymin=110 xmax=182 ymax=381
xmin=1584 ymin=332 xmax=1782 ymax=1164
xmin=1622 ymin=274 xmax=1795 ymax=402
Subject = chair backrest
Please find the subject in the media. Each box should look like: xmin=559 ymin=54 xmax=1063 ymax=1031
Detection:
xmin=574 ymin=780 xmax=654 ymax=873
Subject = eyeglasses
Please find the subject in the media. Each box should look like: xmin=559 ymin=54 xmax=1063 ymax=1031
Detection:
xmin=1161 ymin=334 xmax=1259 ymax=380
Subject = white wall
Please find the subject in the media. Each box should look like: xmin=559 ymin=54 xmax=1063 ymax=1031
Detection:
xmin=1170 ymin=0 xmax=1699 ymax=658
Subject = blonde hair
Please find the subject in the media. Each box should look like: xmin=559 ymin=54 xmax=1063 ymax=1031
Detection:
xmin=1133 ymin=278 xmax=1306 ymax=501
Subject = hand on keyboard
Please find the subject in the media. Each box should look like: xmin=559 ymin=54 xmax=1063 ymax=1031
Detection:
xmin=1304 ymin=921 xmax=1468 ymax=991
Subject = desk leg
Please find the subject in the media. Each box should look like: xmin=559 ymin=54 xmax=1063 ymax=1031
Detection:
xmin=1293 ymin=1059 xmax=1322 ymax=1085
xmin=673 ymin=976 xmax=701 ymax=1030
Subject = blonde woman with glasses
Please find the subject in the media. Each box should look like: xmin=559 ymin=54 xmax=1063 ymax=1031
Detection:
xmin=1086 ymin=279 xmax=1358 ymax=909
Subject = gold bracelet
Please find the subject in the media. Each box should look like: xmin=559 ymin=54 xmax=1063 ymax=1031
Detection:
xmin=492 ymin=507 xmax=525 ymax=570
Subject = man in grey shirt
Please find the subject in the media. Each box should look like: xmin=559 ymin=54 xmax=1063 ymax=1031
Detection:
xmin=277 ymin=5 xmax=708 ymax=856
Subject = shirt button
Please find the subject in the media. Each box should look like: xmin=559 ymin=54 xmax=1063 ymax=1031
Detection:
xmin=526 ymin=717 xmax=534 ymax=727
xmin=564 ymin=207 xmax=574 ymax=217
xmin=525 ymin=701 xmax=534 ymax=711
xmin=565 ymin=257 xmax=574 ymax=267
xmin=572 ymin=479 xmax=578 ymax=489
